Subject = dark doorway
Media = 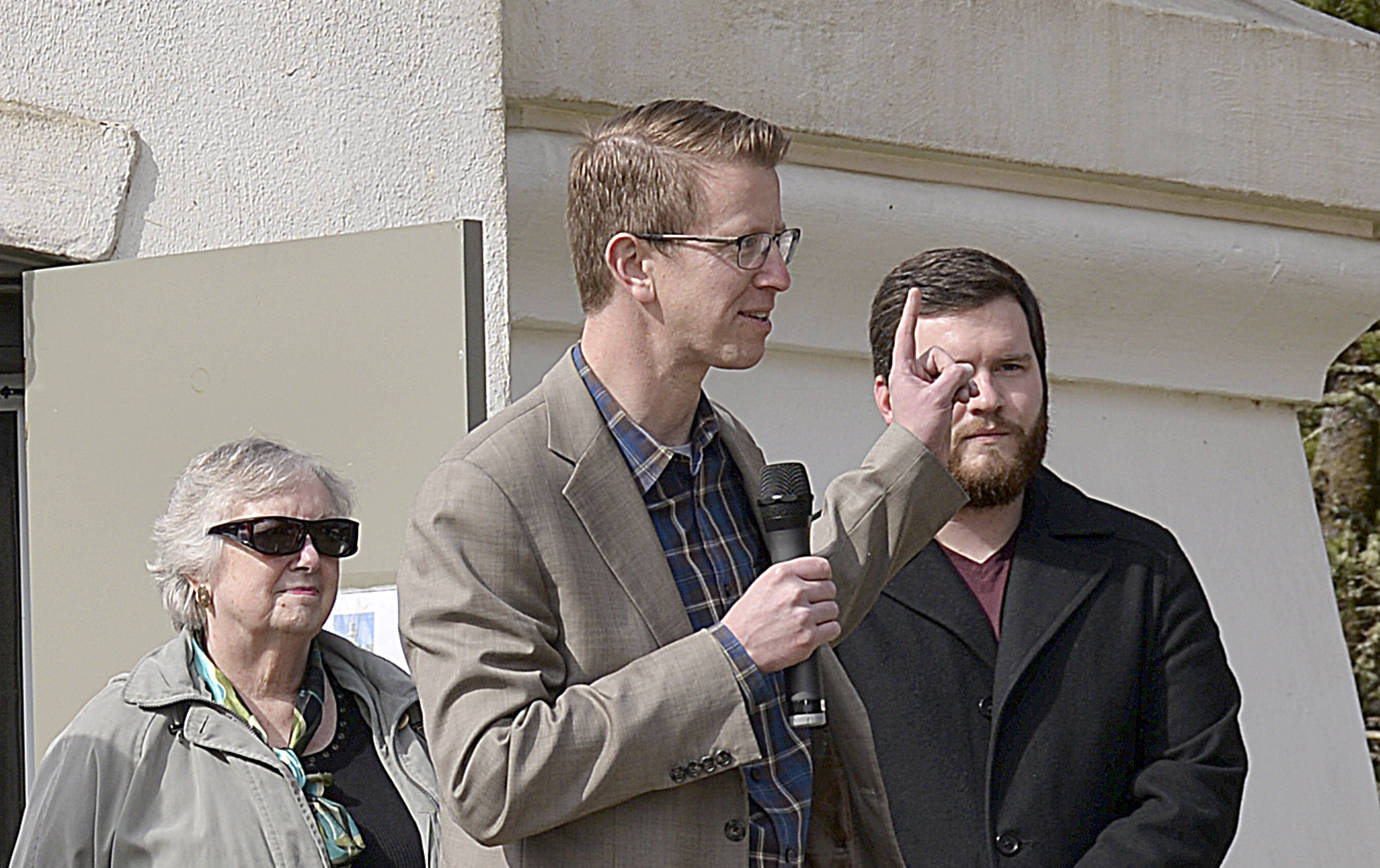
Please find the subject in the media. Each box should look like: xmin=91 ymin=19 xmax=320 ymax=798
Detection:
xmin=1 ymin=246 xmax=64 ymax=860
xmin=0 ymin=410 xmax=21 ymax=855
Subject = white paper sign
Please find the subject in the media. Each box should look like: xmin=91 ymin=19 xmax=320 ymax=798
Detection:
xmin=326 ymin=585 xmax=408 ymax=672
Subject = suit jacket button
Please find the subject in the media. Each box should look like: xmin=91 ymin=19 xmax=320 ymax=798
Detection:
xmin=715 ymin=749 xmax=733 ymax=767
xmin=670 ymin=765 xmax=687 ymax=783
xmin=995 ymin=832 xmax=1021 ymax=856
xmin=699 ymin=754 xmax=717 ymax=773
xmin=685 ymin=760 xmax=702 ymax=778
xmin=977 ymin=695 xmax=994 ymax=719
xmin=724 ymin=819 xmax=747 ymax=842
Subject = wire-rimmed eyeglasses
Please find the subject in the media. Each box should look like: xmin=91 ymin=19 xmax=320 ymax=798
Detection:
xmin=633 ymin=228 xmax=801 ymax=270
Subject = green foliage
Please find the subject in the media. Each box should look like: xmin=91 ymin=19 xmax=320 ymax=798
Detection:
xmin=1293 ymin=0 xmax=1380 ymax=32
xmin=1302 ymin=321 xmax=1380 ymax=793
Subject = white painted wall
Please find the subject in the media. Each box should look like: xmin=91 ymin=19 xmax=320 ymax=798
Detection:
xmin=502 ymin=0 xmax=1380 ymax=860
xmin=504 ymin=0 xmax=1380 ymax=218
xmin=0 ymin=0 xmax=512 ymax=406
xmin=7 ymin=0 xmax=1380 ymax=861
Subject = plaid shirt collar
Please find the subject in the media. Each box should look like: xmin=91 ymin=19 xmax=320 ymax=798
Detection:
xmin=572 ymin=344 xmax=719 ymax=490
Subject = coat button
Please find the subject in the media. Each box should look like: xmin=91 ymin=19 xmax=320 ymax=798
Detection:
xmin=724 ymin=819 xmax=747 ymax=842
xmin=977 ymin=695 xmax=994 ymax=719
xmin=670 ymin=765 xmax=687 ymax=783
xmin=715 ymin=749 xmax=733 ymax=767
xmin=995 ymin=832 xmax=1021 ymax=856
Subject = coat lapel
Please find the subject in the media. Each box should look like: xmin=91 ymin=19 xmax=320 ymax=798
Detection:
xmin=991 ymin=470 xmax=1114 ymax=711
xmin=542 ymin=355 xmax=693 ymax=647
xmin=882 ymin=544 xmax=999 ymax=668
xmin=712 ymin=400 xmax=767 ymax=530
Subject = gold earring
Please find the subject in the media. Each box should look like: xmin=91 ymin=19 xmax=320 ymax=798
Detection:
xmin=195 ymin=584 xmax=212 ymax=611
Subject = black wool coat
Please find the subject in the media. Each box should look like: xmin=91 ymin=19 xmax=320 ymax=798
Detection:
xmin=837 ymin=468 xmax=1246 ymax=868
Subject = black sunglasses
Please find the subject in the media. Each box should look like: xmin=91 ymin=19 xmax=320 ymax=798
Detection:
xmin=206 ymin=516 xmax=360 ymax=558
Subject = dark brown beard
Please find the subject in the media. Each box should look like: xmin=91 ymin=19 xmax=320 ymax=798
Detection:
xmin=948 ymin=408 xmax=1048 ymax=508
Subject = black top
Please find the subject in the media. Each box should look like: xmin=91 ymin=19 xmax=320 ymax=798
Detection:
xmin=300 ymin=691 xmax=425 ymax=868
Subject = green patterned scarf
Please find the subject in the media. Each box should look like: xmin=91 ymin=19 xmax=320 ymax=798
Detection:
xmin=190 ymin=636 xmax=366 ymax=865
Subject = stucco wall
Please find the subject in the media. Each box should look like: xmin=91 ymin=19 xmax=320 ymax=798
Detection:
xmin=1 ymin=0 xmax=511 ymax=406
xmin=502 ymin=0 xmax=1380 ymax=861
xmin=506 ymin=0 xmax=1380 ymax=222
xmin=6 ymin=0 xmax=1380 ymax=861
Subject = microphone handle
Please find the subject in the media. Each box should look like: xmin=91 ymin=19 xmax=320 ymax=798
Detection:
xmin=763 ymin=524 xmax=827 ymax=728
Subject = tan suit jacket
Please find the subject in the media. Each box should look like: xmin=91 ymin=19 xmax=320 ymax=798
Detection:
xmin=398 ymin=354 xmax=966 ymax=867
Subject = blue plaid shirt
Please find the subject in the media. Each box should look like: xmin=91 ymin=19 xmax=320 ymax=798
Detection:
xmin=573 ymin=345 xmax=812 ymax=867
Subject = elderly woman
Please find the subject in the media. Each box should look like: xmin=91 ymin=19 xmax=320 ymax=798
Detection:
xmin=10 ymin=438 xmax=438 ymax=867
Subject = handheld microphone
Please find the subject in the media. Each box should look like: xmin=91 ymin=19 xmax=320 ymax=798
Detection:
xmin=758 ymin=462 xmax=826 ymax=728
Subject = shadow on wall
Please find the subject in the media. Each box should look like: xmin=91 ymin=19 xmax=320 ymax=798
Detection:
xmin=112 ymin=132 xmax=156 ymax=259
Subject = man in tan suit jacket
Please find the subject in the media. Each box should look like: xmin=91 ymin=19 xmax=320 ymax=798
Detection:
xmin=398 ymin=99 xmax=973 ymax=867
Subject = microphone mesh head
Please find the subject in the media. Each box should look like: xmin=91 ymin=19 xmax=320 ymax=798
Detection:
xmin=759 ymin=461 xmax=811 ymax=502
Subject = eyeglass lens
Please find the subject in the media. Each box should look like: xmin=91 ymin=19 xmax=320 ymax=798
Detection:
xmin=225 ymin=517 xmax=359 ymax=557
xmin=738 ymin=230 xmax=799 ymax=269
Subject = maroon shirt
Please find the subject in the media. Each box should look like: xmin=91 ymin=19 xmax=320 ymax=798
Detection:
xmin=940 ymin=534 xmax=1017 ymax=638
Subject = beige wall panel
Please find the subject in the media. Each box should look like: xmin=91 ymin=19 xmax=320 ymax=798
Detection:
xmin=23 ymin=222 xmax=477 ymax=751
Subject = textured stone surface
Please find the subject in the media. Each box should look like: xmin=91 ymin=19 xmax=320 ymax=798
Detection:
xmin=0 ymin=100 xmax=136 ymax=261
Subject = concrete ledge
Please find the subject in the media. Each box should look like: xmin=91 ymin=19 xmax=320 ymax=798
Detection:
xmin=507 ymin=128 xmax=1380 ymax=405
xmin=0 ymin=99 xmax=136 ymax=262
xmin=504 ymin=0 xmax=1380 ymax=217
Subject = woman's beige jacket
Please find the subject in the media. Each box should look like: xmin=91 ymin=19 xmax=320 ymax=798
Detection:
xmin=9 ymin=628 xmax=440 ymax=867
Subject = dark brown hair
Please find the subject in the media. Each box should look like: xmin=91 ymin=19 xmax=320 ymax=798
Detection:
xmin=869 ymin=248 xmax=1047 ymax=399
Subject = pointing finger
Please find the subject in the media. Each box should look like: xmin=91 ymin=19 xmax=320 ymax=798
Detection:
xmin=891 ymin=289 xmax=921 ymax=380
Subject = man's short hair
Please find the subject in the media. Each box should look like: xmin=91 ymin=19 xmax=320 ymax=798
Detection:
xmin=566 ymin=99 xmax=791 ymax=313
xmin=869 ymin=248 xmax=1048 ymax=397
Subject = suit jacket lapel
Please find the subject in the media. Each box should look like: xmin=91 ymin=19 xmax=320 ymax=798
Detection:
xmin=883 ymin=544 xmax=998 ymax=668
xmin=991 ymin=470 xmax=1113 ymax=710
xmin=713 ymin=400 xmax=768 ymax=531
xmin=542 ymin=355 xmax=693 ymax=647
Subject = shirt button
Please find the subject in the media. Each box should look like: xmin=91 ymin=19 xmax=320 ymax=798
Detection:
xmin=784 ymin=847 xmax=798 ymax=862
xmin=977 ymin=695 xmax=994 ymax=719
xmin=724 ymin=819 xmax=747 ymax=842
xmin=995 ymin=832 xmax=1022 ymax=856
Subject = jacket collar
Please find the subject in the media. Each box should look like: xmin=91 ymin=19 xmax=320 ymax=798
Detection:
xmin=120 ymin=629 xmax=213 ymax=710
xmin=544 ymin=356 xmax=693 ymax=646
xmin=991 ymin=469 xmax=1114 ymax=709
xmin=541 ymin=353 xmax=768 ymax=647
xmin=121 ymin=629 xmax=421 ymax=761
xmin=879 ymin=467 xmax=1115 ymax=706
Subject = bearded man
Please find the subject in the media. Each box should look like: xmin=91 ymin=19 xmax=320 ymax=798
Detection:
xmin=836 ymin=248 xmax=1247 ymax=867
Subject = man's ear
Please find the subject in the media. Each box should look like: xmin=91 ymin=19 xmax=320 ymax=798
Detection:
xmin=874 ymin=375 xmax=895 ymax=425
xmin=604 ymin=233 xmax=656 ymax=304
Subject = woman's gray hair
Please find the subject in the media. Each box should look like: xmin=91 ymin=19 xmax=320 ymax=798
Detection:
xmin=148 ymin=437 xmax=354 ymax=631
